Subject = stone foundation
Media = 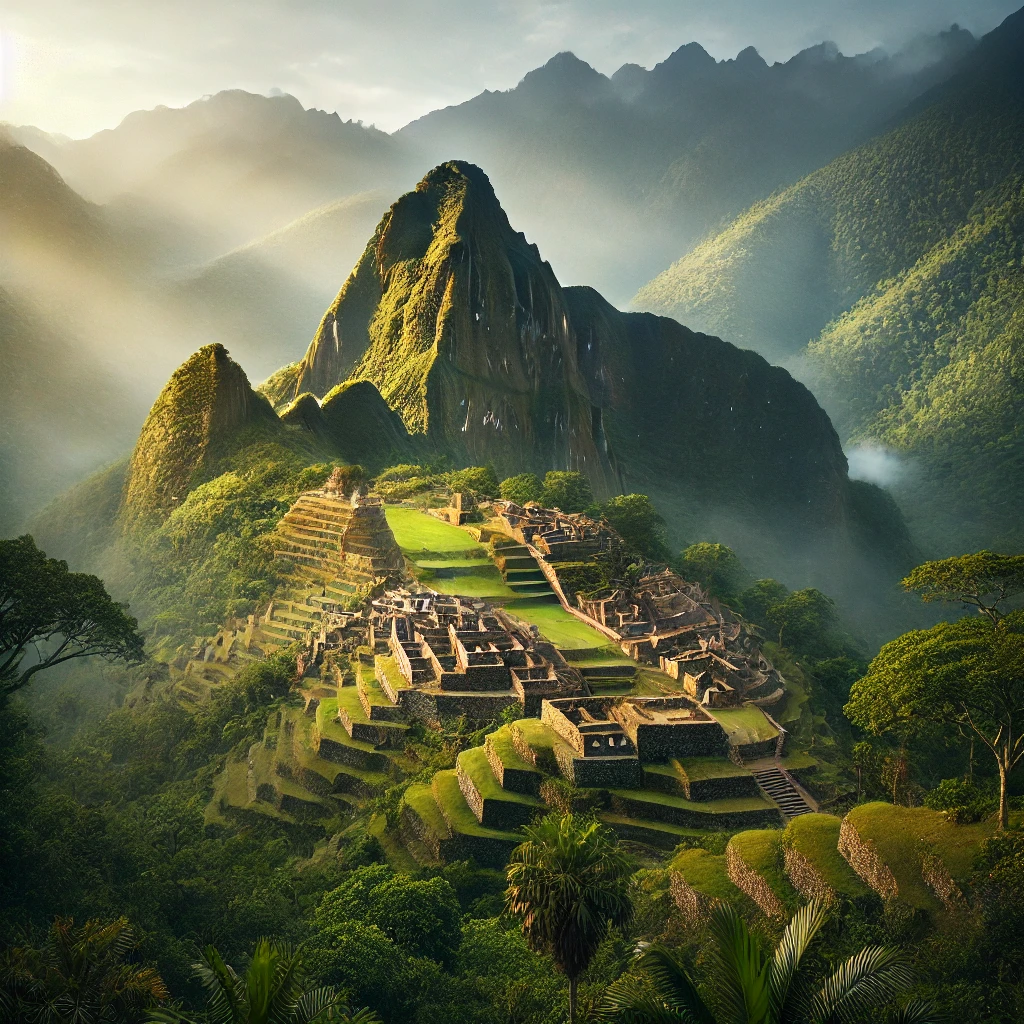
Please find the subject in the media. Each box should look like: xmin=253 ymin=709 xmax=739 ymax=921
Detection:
xmin=486 ymin=736 xmax=541 ymax=795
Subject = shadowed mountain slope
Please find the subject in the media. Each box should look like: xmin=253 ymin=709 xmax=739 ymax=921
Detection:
xmin=632 ymin=5 xmax=1024 ymax=553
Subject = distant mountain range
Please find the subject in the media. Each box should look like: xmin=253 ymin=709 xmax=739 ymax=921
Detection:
xmin=633 ymin=6 xmax=1024 ymax=556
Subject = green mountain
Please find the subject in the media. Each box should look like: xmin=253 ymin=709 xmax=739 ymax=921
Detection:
xmin=268 ymin=161 xmax=910 ymax=586
xmin=633 ymin=7 xmax=1024 ymax=553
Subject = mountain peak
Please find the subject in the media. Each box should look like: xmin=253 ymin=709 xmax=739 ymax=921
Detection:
xmin=519 ymin=51 xmax=609 ymax=96
xmin=734 ymin=45 xmax=768 ymax=71
xmin=652 ymin=41 xmax=717 ymax=79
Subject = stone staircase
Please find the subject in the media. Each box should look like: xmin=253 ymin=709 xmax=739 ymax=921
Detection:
xmin=752 ymin=765 xmax=814 ymax=820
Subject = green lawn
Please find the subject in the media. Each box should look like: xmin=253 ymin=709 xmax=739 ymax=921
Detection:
xmin=417 ymin=565 xmax=517 ymax=598
xmin=706 ymin=706 xmax=779 ymax=745
xmin=385 ymin=507 xmax=484 ymax=555
xmin=613 ymin=788 xmax=774 ymax=815
xmin=505 ymin=600 xmax=617 ymax=650
xmin=784 ymin=814 xmax=870 ymax=897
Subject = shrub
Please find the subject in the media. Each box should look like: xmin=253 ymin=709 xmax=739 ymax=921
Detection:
xmin=540 ymin=471 xmax=592 ymax=513
xmin=924 ymin=777 xmax=994 ymax=824
xmin=499 ymin=473 xmax=543 ymax=505
xmin=448 ymin=465 xmax=499 ymax=497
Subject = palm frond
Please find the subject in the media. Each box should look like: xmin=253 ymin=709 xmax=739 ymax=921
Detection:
xmin=596 ymin=975 xmax=696 ymax=1024
xmin=808 ymin=945 xmax=916 ymax=1024
xmin=707 ymin=902 xmax=770 ymax=1024
xmin=636 ymin=946 xmax=716 ymax=1024
xmin=770 ymin=898 xmax=829 ymax=1018
xmin=886 ymin=998 xmax=946 ymax=1024
xmin=194 ymin=945 xmax=244 ymax=1024
xmin=292 ymin=985 xmax=342 ymax=1024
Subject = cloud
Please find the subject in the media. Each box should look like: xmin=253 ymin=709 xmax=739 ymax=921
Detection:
xmin=846 ymin=443 xmax=914 ymax=490
xmin=0 ymin=0 xmax=1019 ymax=136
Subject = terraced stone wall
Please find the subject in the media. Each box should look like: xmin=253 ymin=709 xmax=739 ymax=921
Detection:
xmin=635 ymin=721 xmax=727 ymax=761
xmin=555 ymin=746 xmax=643 ymax=788
xmin=726 ymin=844 xmax=785 ymax=918
xmin=783 ymin=846 xmax=834 ymax=902
xmin=837 ymin=816 xmax=898 ymax=900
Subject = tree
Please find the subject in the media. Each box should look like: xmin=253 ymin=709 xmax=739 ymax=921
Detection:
xmin=500 ymin=473 xmax=543 ymax=505
xmin=597 ymin=899 xmax=935 ymax=1024
xmin=766 ymin=588 xmax=841 ymax=658
xmin=902 ymin=551 xmax=1024 ymax=623
xmin=365 ymin=875 xmax=462 ymax=966
xmin=505 ymin=813 xmax=633 ymax=1024
xmin=0 ymin=536 xmax=145 ymax=701
xmin=679 ymin=544 xmax=747 ymax=601
xmin=448 ymin=465 xmax=499 ymax=498
xmin=846 ymin=611 xmax=1024 ymax=828
xmin=738 ymin=578 xmax=789 ymax=628
xmin=540 ymin=472 xmax=593 ymax=514
xmin=594 ymin=494 xmax=671 ymax=563
xmin=149 ymin=939 xmax=379 ymax=1024
xmin=1 ymin=916 xmax=168 ymax=1023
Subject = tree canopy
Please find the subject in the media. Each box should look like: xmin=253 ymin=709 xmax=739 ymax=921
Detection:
xmin=499 ymin=473 xmax=543 ymax=505
xmin=0 ymin=535 xmax=145 ymax=701
xmin=846 ymin=610 xmax=1024 ymax=827
xmin=678 ymin=543 xmax=746 ymax=601
xmin=902 ymin=550 xmax=1024 ymax=622
xmin=539 ymin=472 xmax=593 ymax=515
xmin=593 ymin=494 xmax=671 ymax=563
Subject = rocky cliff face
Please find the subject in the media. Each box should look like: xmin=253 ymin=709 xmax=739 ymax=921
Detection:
xmin=289 ymin=161 xmax=621 ymax=493
xmin=122 ymin=343 xmax=280 ymax=527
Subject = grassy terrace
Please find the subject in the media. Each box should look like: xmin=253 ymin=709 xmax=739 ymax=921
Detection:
xmin=504 ymin=600 xmax=617 ymax=650
xmin=315 ymin=699 xmax=382 ymax=750
xmin=728 ymin=829 xmax=798 ymax=907
xmin=458 ymin=747 xmax=543 ymax=807
xmin=600 ymin=813 xmax=710 ymax=844
xmin=375 ymin=654 xmax=411 ymax=692
xmin=385 ymin=507 xmax=484 ymax=555
xmin=784 ymin=814 xmax=870 ymax=897
xmin=418 ymin=567 xmax=517 ymax=599
xmin=676 ymin=757 xmax=751 ymax=781
xmin=358 ymin=662 xmax=398 ymax=705
xmin=846 ymin=802 xmax=1013 ymax=910
xmin=613 ymin=788 xmax=773 ymax=815
xmin=705 ymin=706 xmax=779 ymax=745
xmin=487 ymin=725 xmax=540 ymax=774
xmin=403 ymin=783 xmax=451 ymax=839
xmin=671 ymin=848 xmax=741 ymax=901
xmin=432 ymin=770 xmax=521 ymax=840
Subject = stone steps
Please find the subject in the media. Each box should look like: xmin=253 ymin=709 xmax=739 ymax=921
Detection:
xmin=752 ymin=766 xmax=814 ymax=820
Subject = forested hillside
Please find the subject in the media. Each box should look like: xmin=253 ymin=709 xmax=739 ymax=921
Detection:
xmin=633 ymin=7 xmax=1024 ymax=553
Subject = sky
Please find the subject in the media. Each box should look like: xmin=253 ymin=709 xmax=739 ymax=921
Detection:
xmin=0 ymin=0 xmax=1020 ymax=138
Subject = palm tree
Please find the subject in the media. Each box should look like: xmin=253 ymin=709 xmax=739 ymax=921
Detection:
xmin=506 ymin=812 xmax=634 ymax=1024
xmin=149 ymin=939 xmax=379 ymax=1024
xmin=0 ymin=916 xmax=168 ymax=1023
xmin=597 ymin=899 xmax=938 ymax=1024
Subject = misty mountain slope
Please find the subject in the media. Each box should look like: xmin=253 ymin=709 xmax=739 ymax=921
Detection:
xmin=174 ymin=191 xmax=393 ymax=381
xmin=32 ymin=91 xmax=417 ymax=261
xmin=269 ymin=160 xmax=910 ymax=594
xmin=398 ymin=28 xmax=974 ymax=300
xmin=632 ymin=5 xmax=1024 ymax=553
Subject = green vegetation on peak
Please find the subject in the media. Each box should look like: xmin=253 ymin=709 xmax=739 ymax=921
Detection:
xmin=121 ymin=344 xmax=285 ymax=529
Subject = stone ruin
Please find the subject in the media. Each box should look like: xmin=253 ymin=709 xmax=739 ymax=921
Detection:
xmin=494 ymin=500 xmax=621 ymax=560
xmin=368 ymin=589 xmax=584 ymax=718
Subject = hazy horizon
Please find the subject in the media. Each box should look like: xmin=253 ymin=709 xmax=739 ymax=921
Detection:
xmin=1 ymin=0 xmax=1020 ymax=139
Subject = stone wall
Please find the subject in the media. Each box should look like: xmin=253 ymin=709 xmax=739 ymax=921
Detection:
xmin=457 ymin=762 xmax=537 ymax=829
xmin=921 ymin=852 xmax=964 ymax=911
xmin=486 ymin=737 xmax=541 ymax=795
xmin=783 ymin=846 xmax=834 ymax=903
xmin=312 ymin=727 xmax=389 ymax=771
xmin=670 ymin=872 xmax=712 ymax=925
xmin=510 ymin=725 xmax=560 ymax=774
xmin=837 ymin=816 xmax=898 ymax=901
xmin=635 ymin=721 xmax=727 ymax=761
xmin=557 ymin=747 xmax=643 ymax=788
xmin=611 ymin=792 xmax=779 ymax=830
xmin=726 ymin=844 xmax=785 ymax=918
